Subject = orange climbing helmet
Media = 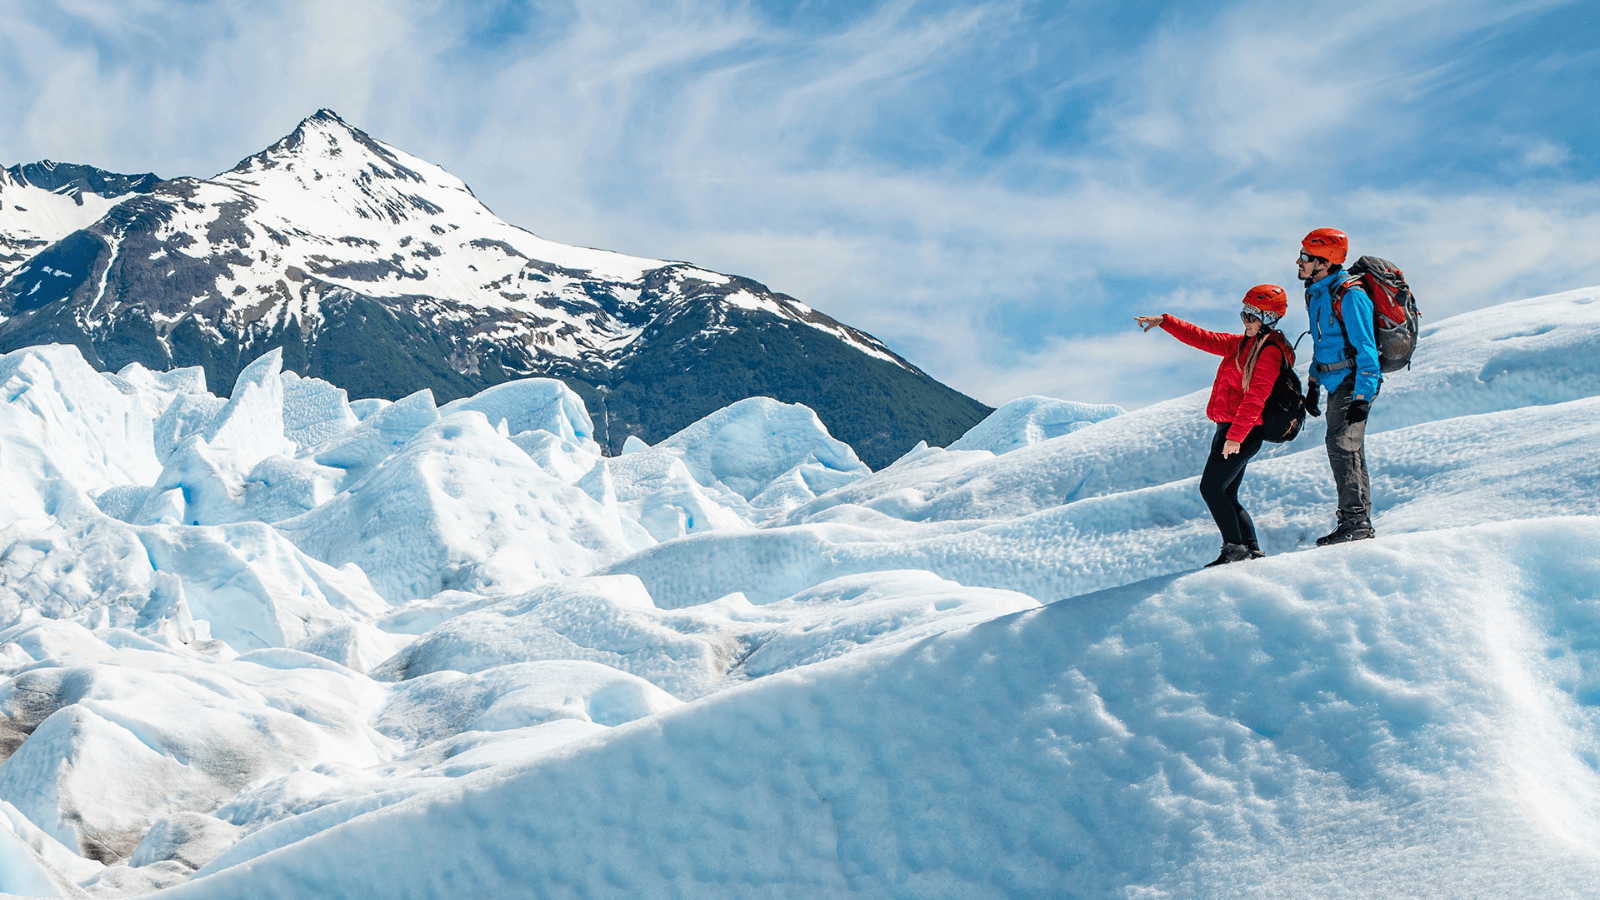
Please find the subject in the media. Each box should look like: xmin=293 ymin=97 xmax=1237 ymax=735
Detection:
xmin=1301 ymin=227 xmax=1349 ymax=265
xmin=1243 ymin=284 xmax=1287 ymax=316
xmin=1241 ymin=284 xmax=1287 ymax=327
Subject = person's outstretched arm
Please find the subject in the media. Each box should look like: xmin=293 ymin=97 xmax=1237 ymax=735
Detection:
xmin=1139 ymin=314 xmax=1238 ymax=357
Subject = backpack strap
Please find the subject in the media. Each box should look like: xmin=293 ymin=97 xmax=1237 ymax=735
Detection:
xmin=1328 ymin=275 xmax=1363 ymax=363
xmin=1266 ymin=328 xmax=1294 ymax=371
xmin=1241 ymin=329 xmax=1293 ymax=389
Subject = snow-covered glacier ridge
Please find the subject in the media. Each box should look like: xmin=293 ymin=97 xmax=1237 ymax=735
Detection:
xmin=1 ymin=284 xmax=1600 ymax=898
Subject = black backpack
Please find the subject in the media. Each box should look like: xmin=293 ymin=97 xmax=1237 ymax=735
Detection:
xmin=1259 ymin=360 xmax=1306 ymax=443
xmin=1246 ymin=331 xmax=1305 ymax=444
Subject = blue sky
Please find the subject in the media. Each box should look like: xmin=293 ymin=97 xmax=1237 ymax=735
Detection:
xmin=3 ymin=0 xmax=1598 ymax=409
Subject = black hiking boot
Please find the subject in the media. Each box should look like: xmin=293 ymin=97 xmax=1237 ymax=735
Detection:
xmin=1247 ymin=545 xmax=1266 ymax=559
xmin=1204 ymin=543 xmax=1255 ymax=567
xmin=1316 ymin=519 xmax=1375 ymax=547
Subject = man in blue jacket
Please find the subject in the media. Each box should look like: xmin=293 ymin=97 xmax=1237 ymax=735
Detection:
xmin=1299 ymin=227 xmax=1380 ymax=546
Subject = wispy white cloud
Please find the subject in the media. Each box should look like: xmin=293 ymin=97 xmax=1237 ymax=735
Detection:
xmin=1511 ymin=138 xmax=1574 ymax=170
xmin=0 ymin=0 xmax=424 ymax=176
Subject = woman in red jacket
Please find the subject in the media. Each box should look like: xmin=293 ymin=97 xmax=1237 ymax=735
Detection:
xmin=1135 ymin=285 xmax=1294 ymax=567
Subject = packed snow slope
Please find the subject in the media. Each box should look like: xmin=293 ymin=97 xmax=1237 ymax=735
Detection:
xmin=150 ymin=520 xmax=1600 ymax=900
xmin=0 ymin=284 xmax=1597 ymax=898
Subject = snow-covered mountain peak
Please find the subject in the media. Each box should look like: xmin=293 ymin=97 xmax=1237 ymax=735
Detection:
xmin=0 ymin=112 xmax=987 ymax=467
xmin=220 ymin=109 xmax=475 ymax=229
xmin=4 ymin=110 xmax=677 ymax=358
xmin=234 ymin=109 xmax=428 ymax=183
xmin=210 ymin=108 xmax=659 ymax=281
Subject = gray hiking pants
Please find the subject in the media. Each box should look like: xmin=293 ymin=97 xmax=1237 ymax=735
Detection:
xmin=1325 ymin=383 xmax=1371 ymax=523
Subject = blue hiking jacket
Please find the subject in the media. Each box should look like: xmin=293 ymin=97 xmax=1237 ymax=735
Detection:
xmin=1305 ymin=268 xmax=1381 ymax=400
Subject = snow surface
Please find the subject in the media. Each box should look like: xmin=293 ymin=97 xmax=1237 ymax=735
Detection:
xmin=0 ymin=284 xmax=1599 ymax=897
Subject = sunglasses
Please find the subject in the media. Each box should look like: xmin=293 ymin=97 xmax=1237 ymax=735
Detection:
xmin=1240 ymin=310 xmax=1262 ymax=324
xmin=1298 ymin=251 xmax=1322 ymax=264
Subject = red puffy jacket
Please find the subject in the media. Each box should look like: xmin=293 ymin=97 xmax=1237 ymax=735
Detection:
xmin=1159 ymin=315 xmax=1294 ymax=443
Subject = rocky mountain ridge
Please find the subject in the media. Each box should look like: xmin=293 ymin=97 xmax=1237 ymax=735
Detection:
xmin=0 ymin=160 xmax=157 ymax=273
xmin=0 ymin=111 xmax=990 ymax=468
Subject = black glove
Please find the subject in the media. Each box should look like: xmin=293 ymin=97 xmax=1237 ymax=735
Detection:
xmin=1304 ymin=382 xmax=1321 ymax=418
xmin=1346 ymin=399 xmax=1370 ymax=423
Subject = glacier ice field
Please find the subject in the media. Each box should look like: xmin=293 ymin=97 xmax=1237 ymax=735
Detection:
xmin=2 ymin=285 xmax=1600 ymax=897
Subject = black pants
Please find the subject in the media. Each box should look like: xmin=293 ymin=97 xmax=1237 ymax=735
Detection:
xmin=1199 ymin=422 xmax=1264 ymax=547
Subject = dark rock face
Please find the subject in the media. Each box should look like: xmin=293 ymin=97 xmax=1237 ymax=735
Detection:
xmin=575 ymin=303 xmax=991 ymax=468
xmin=0 ymin=112 xmax=989 ymax=469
